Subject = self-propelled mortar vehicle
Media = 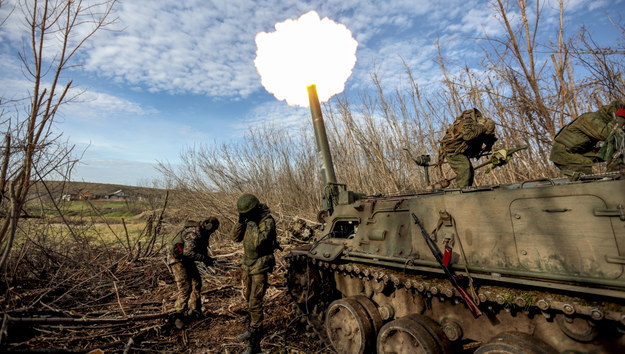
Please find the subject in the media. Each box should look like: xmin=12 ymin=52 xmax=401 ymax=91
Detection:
xmin=285 ymin=86 xmax=625 ymax=353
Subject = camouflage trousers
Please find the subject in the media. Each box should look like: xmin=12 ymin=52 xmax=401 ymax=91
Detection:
xmin=550 ymin=142 xmax=598 ymax=174
xmin=447 ymin=153 xmax=474 ymax=188
xmin=171 ymin=261 xmax=202 ymax=313
xmin=244 ymin=272 xmax=268 ymax=331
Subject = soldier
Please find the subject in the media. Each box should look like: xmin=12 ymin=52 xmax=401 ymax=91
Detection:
xmin=231 ymin=194 xmax=279 ymax=354
xmin=168 ymin=218 xmax=219 ymax=318
xmin=550 ymin=100 xmax=625 ymax=175
xmin=440 ymin=108 xmax=497 ymax=188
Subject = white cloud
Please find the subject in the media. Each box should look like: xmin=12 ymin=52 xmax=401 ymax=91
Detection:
xmin=52 ymin=0 xmax=459 ymax=99
xmin=62 ymin=89 xmax=157 ymax=119
xmin=447 ymin=6 xmax=506 ymax=37
xmin=2 ymin=0 xmax=620 ymax=103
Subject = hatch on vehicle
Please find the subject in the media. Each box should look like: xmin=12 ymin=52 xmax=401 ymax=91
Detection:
xmin=511 ymin=195 xmax=622 ymax=279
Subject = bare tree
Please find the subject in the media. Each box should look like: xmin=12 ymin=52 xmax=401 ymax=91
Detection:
xmin=0 ymin=0 xmax=117 ymax=270
xmin=573 ymin=25 xmax=625 ymax=101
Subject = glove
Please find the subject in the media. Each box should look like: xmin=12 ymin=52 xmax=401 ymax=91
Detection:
xmin=237 ymin=213 xmax=246 ymax=224
xmin=487 ymin=149 xmax=510 ymax=172
xmin=203 ymin=257 xmax=215 ymax=267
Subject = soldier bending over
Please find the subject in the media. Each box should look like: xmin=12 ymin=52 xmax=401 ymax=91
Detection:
xmin=440 ymin=108 xmax=497 ymax=188
xmin=168 ymin=218 xmax=218 ymax=318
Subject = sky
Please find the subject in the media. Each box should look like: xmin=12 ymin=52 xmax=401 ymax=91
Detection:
xmin=0 ymin=0 xmax=623 ymax=186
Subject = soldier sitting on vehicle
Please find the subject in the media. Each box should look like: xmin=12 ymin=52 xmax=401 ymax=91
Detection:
xmin=440 ymin=108 xmax=498 ymax=188
xmin=168 ymin=218 xmax=219 ymax=319
xmin=550 ymin=100 xmax=625 ymax=176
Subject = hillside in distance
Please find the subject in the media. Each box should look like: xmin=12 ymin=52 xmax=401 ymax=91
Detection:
xmin=28 ymin=180 xmax=168 ymax=201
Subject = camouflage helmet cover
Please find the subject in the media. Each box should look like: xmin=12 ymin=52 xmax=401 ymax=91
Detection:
xmin=237 ymin=193 xmax=260 ymax=214
xmin=460 ymin=108 xmax=482 ymax=119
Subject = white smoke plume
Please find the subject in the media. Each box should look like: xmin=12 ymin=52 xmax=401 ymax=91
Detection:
xmin=254 ymin=11 xmax=358 ymax=107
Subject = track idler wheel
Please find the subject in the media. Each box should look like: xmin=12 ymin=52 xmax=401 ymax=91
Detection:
xmin=325 ymin=297 xmax=377 ymax=354
xmin=377 ymin=314 xmax=451 ymax=354
xmin=475 ymin=331 xmax=558 ymax=354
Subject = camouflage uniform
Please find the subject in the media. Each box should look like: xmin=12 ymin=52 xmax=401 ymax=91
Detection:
xmin=441 ymin=108 xmax=497 ymax=188
xmin=232 ymin=196 xmax=278 ymax=353
xmin=550 ymin=101 xmax=625 ymax=174
xmin=168 ymin=219 xmax=217 ymax=314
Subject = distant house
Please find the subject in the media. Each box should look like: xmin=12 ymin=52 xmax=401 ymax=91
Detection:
xmin=77 ymin=191 xmax=95 ymax=200
xmin=61 ymin=194 xmax=75 ymax=202
xmin=105 ymin=189 xmax=129 ymax=200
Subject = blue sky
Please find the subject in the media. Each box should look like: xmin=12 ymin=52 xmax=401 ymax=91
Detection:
xmin=0 ymin=0 xmax=623 ymax=186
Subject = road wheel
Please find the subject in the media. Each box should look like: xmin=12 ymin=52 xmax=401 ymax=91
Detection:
xmin=325 ymin=297 xmax=375 ymax=354
xmin=351 ymin=295 xmax=383 ymax=334
xmin=555 ymin=314 xmax=598 ymax=342
xmin=377 ymin=315 xmax=445 ymax=354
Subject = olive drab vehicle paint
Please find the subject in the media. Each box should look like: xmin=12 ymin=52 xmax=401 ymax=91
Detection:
xmin=285 ymin=86 xmax=625 ymax=354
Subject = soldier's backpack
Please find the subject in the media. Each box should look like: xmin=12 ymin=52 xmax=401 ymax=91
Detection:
xmin=440 ymin=108 xmax=482 ymax=156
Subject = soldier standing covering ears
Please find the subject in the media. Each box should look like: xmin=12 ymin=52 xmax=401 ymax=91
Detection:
xmin=231 ymin=194 xmax=279 ymax=354
xmin=168 ymin=218 xmax=218 ymax=319
xmin=440 ymin=108 xmax=498 ymax=188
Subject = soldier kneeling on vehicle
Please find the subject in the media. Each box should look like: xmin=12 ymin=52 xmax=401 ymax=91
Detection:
xmin=550 ymin=100 xmax=625 ymax=177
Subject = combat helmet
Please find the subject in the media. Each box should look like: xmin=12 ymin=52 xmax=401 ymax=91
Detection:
xmin=237 ymin=193 xmax=259 ymax=214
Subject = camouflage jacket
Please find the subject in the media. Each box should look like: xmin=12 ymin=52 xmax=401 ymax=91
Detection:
xmin=231 ymin=204 xmax=278 ymax=275
xmin=168 ymin=226 xmax=211 ymax=265
xmin=555 ymin=101 xmax=624 ymax=155
xmin=441 ymin=111 xmax=497 ymax=158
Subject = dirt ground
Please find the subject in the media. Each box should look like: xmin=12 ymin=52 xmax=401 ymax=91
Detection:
xmin=1 ymin=246 xmax=333 ymax=354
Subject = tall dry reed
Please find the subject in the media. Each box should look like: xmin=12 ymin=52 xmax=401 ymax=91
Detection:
xmin=159 ymin=0 xmax=625 ymax=223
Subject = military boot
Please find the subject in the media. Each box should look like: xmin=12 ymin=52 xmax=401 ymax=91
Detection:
xmin=241 ymin=344 xmax=260 ymax=354
xmin=241 ymin=331 xmax=261 ymax=354
xmin=171 ymin=311 xmax=186 ymax=330
xmin=236 ymin=329 xmax=253 ymax=342
xmin=187 ymin=309 xmax=204 ymax=320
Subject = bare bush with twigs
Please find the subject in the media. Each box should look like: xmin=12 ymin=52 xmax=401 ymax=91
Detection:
xmin=2 ymin=0 xmax=625 ymax=352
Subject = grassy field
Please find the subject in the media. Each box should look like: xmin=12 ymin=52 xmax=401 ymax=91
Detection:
xmin=26 ymin=199 xmax=150 ymax=218
xmin=19 ymin=198 xmax=170 ymax=252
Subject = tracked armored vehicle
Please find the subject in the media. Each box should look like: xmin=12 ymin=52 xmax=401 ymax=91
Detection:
xmin=285 ymin=86 xmax=625 ymax=353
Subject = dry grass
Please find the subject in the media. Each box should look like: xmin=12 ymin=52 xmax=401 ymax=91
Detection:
xmin=159 ymin=1 xmax=624 ymax=221
xmin=3 ymin=1 xmax=625 ymax=352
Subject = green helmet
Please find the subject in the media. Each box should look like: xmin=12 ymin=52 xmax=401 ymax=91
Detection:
xmin=237 ymin=193 xmax=259 ymax=214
